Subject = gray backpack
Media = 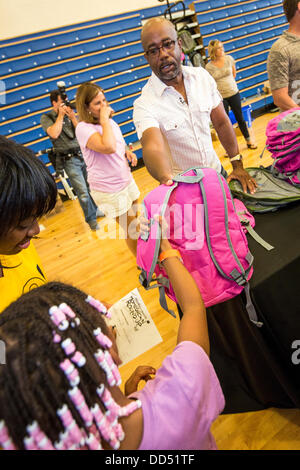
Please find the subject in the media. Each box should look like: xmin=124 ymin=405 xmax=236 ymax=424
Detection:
xmin=229 ymin=167 xmax=300 ymax=213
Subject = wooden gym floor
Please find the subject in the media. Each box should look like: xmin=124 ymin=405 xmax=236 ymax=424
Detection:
xmin=36 ymin=111 xmax=300 ymax=451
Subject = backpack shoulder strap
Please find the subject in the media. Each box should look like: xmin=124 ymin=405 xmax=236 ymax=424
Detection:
xmin=200 ymin=169 xmax=263 ymax=327
xmin=200 ymin=169 xmax=253 ymax=283
xmin=137 ymin=183 xmax=178 ymax=286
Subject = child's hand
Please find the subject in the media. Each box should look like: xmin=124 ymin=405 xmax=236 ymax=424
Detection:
xmin=124 ymin=365 xmax=156 ymax=396
xmin=125 ymin=149 xmax=138 ymax=167
xmin=138 ymin=215 xmax=150 ymax=239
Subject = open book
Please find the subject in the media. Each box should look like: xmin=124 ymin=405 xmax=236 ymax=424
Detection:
xmin=108 ymin=288 xmax=162 ymax=366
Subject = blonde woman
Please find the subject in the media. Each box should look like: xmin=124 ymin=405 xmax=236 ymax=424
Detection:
xmin=206 ymin=40 xmax=257 ymax=150
xmin=75 ymin=82 xmax=140 ymax=256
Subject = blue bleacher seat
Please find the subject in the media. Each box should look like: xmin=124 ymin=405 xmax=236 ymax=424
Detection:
xmin=119 ymin=121 xmax=136 ymax=135
xmin=245 ymin=12 xmax=260 ymax=23
xmin=242 ymin=3 xmax=258 ymax=13
xmin=197 ymin=12 xmax=215 ymax=24
xmin=124 ymin=131 xmax=138 ymax=146
xmin=230 ymin=17 xmax=246 ymax=27
xmin=259 ymin=0 xmax=271 ymax=7
xmin=7 ymin=127 xmax=46 ymax=145
xmin=230 ymin=5 xmax=244 ymax=16
xmin=194 ymin=0 xmax=214 ymax=12
xmin=258 ymin=10 xmax=272 ymax=19
xmin=245 ymin=23 xmax=261 ymax=34
xmin=113 ymin=109 xmax=134 ymax=125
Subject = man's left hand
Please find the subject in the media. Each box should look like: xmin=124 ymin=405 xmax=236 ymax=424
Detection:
xmin=227 ymin=167 xmax=258 ymax=194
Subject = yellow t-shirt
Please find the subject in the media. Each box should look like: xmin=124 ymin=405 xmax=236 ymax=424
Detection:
xmin=0 ymin=243 xmax=47 ymax=312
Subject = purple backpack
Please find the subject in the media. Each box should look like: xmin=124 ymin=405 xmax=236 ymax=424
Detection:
xmin=137 ymin=167 xmax=262 ymax=327
xmin=265 ymin=108 xmax=300 ymax=187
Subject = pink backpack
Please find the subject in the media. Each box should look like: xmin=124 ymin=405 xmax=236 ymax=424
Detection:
xmin=137 ymin=167 xmax=263 ymax=327
xmin=265 ymin=108 xmax=300 ymax=187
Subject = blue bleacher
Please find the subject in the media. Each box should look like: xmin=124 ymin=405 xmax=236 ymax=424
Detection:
xmin=0 ymin=30 xmax=143 ymax=77
xmin=1 ymin=16 xmax=142 ymax=60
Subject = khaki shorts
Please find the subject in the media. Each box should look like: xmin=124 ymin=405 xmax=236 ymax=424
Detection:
xmin=91 ymin=179 xmax=140 ymax=219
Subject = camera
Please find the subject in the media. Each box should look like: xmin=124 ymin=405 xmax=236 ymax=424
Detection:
xmin=57 ymin=81 xmax=76 ymax=109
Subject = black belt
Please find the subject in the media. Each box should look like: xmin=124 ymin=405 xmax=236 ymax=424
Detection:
xmin=55 ymin=149 xmax=82 ymax=157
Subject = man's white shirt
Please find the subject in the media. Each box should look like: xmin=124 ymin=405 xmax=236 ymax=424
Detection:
xmin=133 ymin=66 xmax=223 ymax=175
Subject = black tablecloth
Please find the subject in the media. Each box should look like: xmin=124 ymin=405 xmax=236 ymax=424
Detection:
xmin=206 ymin=202 xmax=300 ymax=414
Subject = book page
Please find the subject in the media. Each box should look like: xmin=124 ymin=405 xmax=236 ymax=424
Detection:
xmin=108 ymin=288 xmax=162 ymax=365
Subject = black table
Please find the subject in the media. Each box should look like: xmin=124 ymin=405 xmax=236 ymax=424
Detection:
xmin=206 ymin=202 xmax=300 ymax=414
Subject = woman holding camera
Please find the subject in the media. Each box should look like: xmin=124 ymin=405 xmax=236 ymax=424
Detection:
xmin=206 ymin=40 xmax=257 ymax=150
xmin=75 ymin=82 xmax=140 ymax=256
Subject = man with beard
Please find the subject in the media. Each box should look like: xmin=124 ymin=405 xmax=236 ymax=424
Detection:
xmin=133 ymin=18 xmax=257 ymax=194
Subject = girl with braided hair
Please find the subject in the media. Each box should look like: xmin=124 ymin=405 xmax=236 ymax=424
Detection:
xmin=0 ymin=136 xmax=57 ymax=311
xmin=0 ymin=225 xmax=224 ymax=450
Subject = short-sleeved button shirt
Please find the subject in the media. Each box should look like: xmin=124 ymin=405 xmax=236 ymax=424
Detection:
xmin=133 ymin=66 xmax=223 ymax=175
xmin=267 ymin=31 xmax=300 ymax=103
xmin=40 ymin=110 xmax=79 ymax=153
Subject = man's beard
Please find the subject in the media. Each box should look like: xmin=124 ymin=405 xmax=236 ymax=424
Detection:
xmin=158 ymin=60 xmax=180 ymax=82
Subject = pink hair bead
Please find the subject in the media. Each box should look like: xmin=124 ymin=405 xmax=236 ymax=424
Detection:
xmin=104 ymin=350 xmax=122 ymax=386
xmin=58 ymin=429 xmax=74 ymax=450
xmin=94 ymin=350 xmax=116 ymax=387
xmin=49 ymin=306 xmax=69 ymax=331
xmin=93 ymin=328 xmax=112 ymax=349
xmin=114 ymin=422 xmax=125 ymax=442
xmin=61 ymin=338 xmax=76 ymax=356
xmin=60 ymin=358 xmax=74 ymax=374
xmin=68 ymin=387 xmax=93 ymax=427
xmin=67 ymin=420 xmax=83 ymax=444
xmin=68 ymin=387 xmax=82 ymax=407
xmin=86 ymin=295 xmax=109 ymax=316
xmin=59 ymin=303 xmax=76 ymax=319
xmin=26 ymin=421 xmax=40 ymax=438
xmin=24 ymin=435 xmax=39 ymax=450
xmin=57 ymin=404 xmax=73 ymax=427
xmin=91 ymin=404 xmax=112 ymax=443
xmin=110 ymin=435 xmax=120 ymax=450
xmin=69 ymin=371 xmax=80 ymax=387
xmin=59 ymin=422 xmax=82 ymax=450
xmin=71 ymin=350 xmax=86 ymax=367
xmin=1 ymin=437 xmax=16 ymax=450
xmin=57 ymin=404 xmax=83 ymax=446
xmin=54 ymin=439 xmax=67 ymax=450
xmin=119 ymin=399 xmax=142 ymax=417
xmin=96 ymin=384 xmax=105 ymax=397
xmin=53 ymin=331 xmax=61 ymax=343
xmin=102 ymin=387 xmax=118 ymax=410
xmin=85 ymin=433 xmax=102 ymax=450
xmin=37 ymin=435 xmax=55 ymax=450
xmin=0 ymin=421 xmax=16 ymax=450
xmin=60 ymin=360 xmax=80 ymax=387
xmin=26 ymin=421 xmax=55 ymax=450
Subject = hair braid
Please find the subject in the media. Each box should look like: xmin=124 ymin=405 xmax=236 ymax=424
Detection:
xmin=0 ymin=282 xmax=141 ymax=450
